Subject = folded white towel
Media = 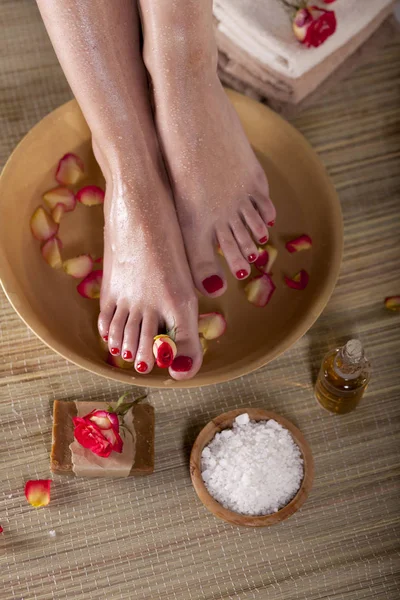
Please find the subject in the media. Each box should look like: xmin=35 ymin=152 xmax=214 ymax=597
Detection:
xmin=214 ymin=0 xmax=394 ymax=79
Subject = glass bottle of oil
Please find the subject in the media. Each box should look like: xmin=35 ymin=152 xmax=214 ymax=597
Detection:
xmin=315 ymin=339 xmax=370 ymax=414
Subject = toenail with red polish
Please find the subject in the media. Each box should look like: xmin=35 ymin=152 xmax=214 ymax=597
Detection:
xmin=202 ymin=275 xmax=224 ymax=294
xmin=171 ymin=356 xmax=193 ymax=372
xmin=122 ymin=350 xmax=133 ymax=360
xmin=103 ymin=335 xmax=108 ymax=341
xmin=136 ymin=361 xmax=148 ymax=373
xmin=267 ymin=220 xmax=275 ymax=227
xmin=259 ymin=236 xmax=268 ymax=244
xmin=248 ymin=254 xmax=257 ymax=263
xmin=110 ymin=347 xmax=120 ymax=356
xmin=236 ymin=269 xmax=248 ymax=279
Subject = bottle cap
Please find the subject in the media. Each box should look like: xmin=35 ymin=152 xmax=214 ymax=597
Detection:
xmin=344 ymin=339 xmax=364 ymax=363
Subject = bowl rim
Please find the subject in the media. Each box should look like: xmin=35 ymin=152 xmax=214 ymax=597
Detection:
xmin=0 ymin=91 xmax=343 ymax=389
xmin=190 ymin=408 xmax=314 ymax=527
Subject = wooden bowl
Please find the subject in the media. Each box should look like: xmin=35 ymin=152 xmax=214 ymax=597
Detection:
xmin=0 ymin=90 xmax=342 ymax=388
xmin=190 ymin=408 xmax=314 ymax=527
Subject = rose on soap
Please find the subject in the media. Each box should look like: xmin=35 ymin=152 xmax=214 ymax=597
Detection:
xmin=293 ymin=6 xmax=336 ymax=48
xmin=73 ymin=409 xmax=123 ymax=458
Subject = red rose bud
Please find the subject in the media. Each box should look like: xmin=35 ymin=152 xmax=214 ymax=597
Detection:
xmin=73 ymin=409 xmax=123 ymax=457
xmin=153 ymin=335 xmax=177 ymax=368
xmin=25 ymin=480 xmax=51 ymax=508
xmin=293 ymin=6 xmax=336 ymax=48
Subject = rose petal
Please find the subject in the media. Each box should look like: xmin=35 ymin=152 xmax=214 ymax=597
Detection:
xmin=63 ymin=255 xmax=94 ymax=279
xmin=41 ymin=237 xmax=63 ymax=269
xmin=284 ymin=269 xmax=309 ymax=290
xmin=285 ymin=235 xmax=312 ymax=253
xmin=198 ymin=313 xmax=227 ymax=340
xmin=76 ymin=185 xmax=105 ymax=206
xmin=56 ymin=153 xmax=84 ymax=185
xmin=51 ymin=203 xmax=66 ymax=224
xmin=43 ymin=186 xmax=76 ymax=212
xmin=30 ymin=207 xmax=59 ymax=242
xmin=25 ymin=480 xmax=51 ymax=508
xmin=0 ymin=525 xmax=3 ymax=533
xmin=244 ymin=273 xmax=276 ymax=307
xmin=384 ymin=296 xmax=400 ymax=311
xmin=77 ymin=270 xmax=103 ymax=299
xmin=255 ymin=244 xmax=278 ymax=273
xmin=200 ymin=337 xmax=208 ymax=355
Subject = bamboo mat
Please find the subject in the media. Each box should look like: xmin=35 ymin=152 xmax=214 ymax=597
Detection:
xmin=1 ymin=2 xmax=400 ymax=599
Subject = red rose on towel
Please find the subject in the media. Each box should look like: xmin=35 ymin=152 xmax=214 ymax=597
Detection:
xmin=293 ymin=7 xmax=337 ymax=48
xmin=73 ymin=409 xmax=123 ymax=457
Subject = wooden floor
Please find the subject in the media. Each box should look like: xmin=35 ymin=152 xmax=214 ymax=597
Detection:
xmin=1 ymin=2 xmax=399 ymax=599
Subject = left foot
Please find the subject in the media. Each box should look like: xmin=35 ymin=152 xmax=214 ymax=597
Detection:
xmin=141 ymin=0 xmax=276 ymax=297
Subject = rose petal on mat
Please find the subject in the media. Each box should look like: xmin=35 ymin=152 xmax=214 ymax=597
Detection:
xmin=255 ymin=244 xmax=278 ymax=273
xmin=200 ymin=337 xmax=208 ymax=355
xmin=153 ymin=335 xmax=177 ymax=368
xmin=285 ymin=235 xmax=312 ymax=253
xmin=77 ymin=270 xmax=103 ymax=299
xmin=76 ymin=185 xmax=105 ymax=206
xmin=384 ymin=296 xmax=400 ymax=311
xmin=0 ymin=525 xmax=3 ymax=534
xmin=63 ymin=255 xmax=94 ymax=279
xmin=245 ymin=273 xmax=276 ymax=307
xmin=284 ymin=269 xmax=309 ymax=290
xmin=55 ymin=153 xmax=84 ymax=185
xmin=43 ymin=186 xmax=76 ymax=212
xmin=25 ymin=480 xmax=51 ymax=508
xmin=198 ymin=313 xmax=227 ymax=340
xmin=106 ymin=354 xmax=134 ymax=369
xmin=41 ymin=237 xmax=63 ymax=269
xmin=30 ymin=207 xmax=59 ymax=241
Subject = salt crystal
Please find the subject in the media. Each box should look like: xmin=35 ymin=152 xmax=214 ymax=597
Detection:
xmin=235 ymin=413 xmax=250 ymax=426
xmin=49 ymin=530 xmax=57 ymax=538
xmin=201 ymin=413 xmax=303 ymax=516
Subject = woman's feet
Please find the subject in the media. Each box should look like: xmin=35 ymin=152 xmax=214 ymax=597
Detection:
xmin=94 ymin=143 xmax=202 ymax=381
xmin=140 ymin=0 xmax=275 ymax=298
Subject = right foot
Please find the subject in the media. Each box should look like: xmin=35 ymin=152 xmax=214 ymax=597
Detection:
xmin=93 ymin=141 xmax=202 ymax=381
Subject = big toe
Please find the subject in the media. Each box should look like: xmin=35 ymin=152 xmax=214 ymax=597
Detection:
xmin=167 ymin=308 xmax=203 ymax=381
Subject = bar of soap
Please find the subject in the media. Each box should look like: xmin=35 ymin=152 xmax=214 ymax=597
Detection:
xmin=51 ymin=400 xmax=155 ymax=476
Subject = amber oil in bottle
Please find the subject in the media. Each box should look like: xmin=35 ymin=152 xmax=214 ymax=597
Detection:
xmin=315 ymin=339 xmax=371 ymax=414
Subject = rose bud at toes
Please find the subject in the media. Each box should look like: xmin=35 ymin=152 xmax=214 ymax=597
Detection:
xmin=153 ymin=335 xmax=177 ymax=368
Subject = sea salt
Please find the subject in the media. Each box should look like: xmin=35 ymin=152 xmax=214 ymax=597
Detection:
xmin=201 ymin=414 xmax=304 ymax=516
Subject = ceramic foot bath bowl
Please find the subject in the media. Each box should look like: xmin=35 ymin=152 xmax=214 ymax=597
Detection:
xmin=0 ymin=90 xmax=342 ymax=388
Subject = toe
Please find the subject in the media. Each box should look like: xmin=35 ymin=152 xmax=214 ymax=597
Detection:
xmin=135 ymin=312 xmax=158 ymax=374
xmin=217 ymin=226 xmax=250 ymax=280
xmin=108 ymin=306 xmax=129 ymax=356
xmin=167 ymin=307 xmax=203 ymax=381
xmin=230 ymin=218 xmax=259 ymax=263
xmin=98 ymin=303 xmax=116 ymax=341
xmin=121 ymin=312 xmax=141 ymax=362
xmin=241 ymin=200 xmax=269 ymax=245
xmin=186 ymin=234 xmax=227 ymax=297
xmin=251 ymin=193 xmax=276 ymax=228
